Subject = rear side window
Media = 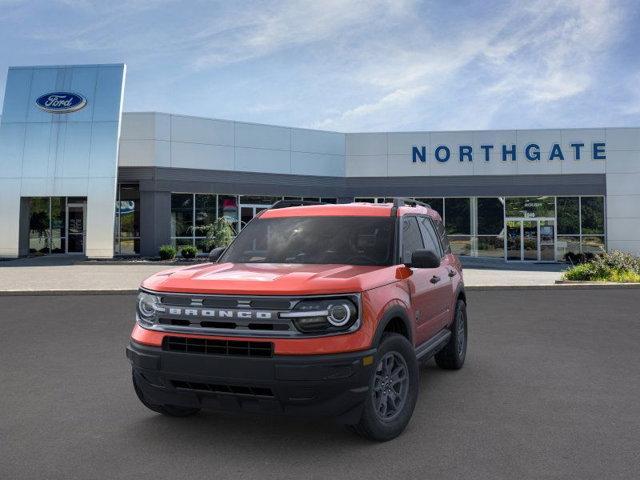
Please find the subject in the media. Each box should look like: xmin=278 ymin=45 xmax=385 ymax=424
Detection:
xmin=418 ymin=217 xmax=443 ymax=258
xmin=434 ymin=218 xmax=451 ymax=254
xmin=401 ymin=217 xmax=424 ymax=264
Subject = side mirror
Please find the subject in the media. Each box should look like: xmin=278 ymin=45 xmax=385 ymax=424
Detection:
xmin=208 ymin=247 xmax=225 ymax=263
xmin=407 ymin=249 xmax=440 ymax=269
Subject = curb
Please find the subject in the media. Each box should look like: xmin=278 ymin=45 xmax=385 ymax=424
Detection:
xmin=468 ymin=283 xmax=640 ymax=291
xmin=0 ymin=289 xmax=138 ymax=296
xmin=2 ymin=283 xmax=640 ymax=295
xmin=76 ymin=260 xmax=208 ymax=266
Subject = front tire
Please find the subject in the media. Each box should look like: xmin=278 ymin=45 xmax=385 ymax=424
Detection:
xmin=435 ymin=299 xmax=467 ymax=370
xmin=350 ymin=333 xmax=419 ymax=441
xmin=132 ymin=371 xmax=200 ymax=417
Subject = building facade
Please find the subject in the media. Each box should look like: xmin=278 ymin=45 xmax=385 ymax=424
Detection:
xmin=1 ymin=64 xmax=639 ymax=261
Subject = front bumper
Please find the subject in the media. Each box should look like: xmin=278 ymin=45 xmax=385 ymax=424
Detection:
xmin=126 ymin=340 xmax=376 ymax=423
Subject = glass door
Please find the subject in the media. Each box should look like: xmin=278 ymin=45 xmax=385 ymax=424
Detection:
xmin=506 ymin=220 xmax=522 ymax=260
xmin=522 ymin=221 xmax=538 ymax=261
xmin=66 ymin=203 xmax=86 ymax=254
xmin=539 ymin=220 xmax=556 ymax=261
xmin=505 ymin=218 xmax=556 ymax=261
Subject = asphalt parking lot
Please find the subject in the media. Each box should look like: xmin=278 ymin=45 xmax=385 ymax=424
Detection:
xmin=1 ymin=289 xmax=639 ymax=480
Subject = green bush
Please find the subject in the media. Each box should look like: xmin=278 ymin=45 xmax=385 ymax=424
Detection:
xmin=180 ymin=245 xmax=198 ymax=259
xmin=159 ymin=245 xmax=177 ymax=260
xmin=594 ymin=250 xmax=640 ymax=273
xmin=192 ymin=218 xmax=235 ymax=251
xmin=563 ymin=250 xmax=640 ymax=282
xmin=563 ymin=263 xmax=597 ymax=281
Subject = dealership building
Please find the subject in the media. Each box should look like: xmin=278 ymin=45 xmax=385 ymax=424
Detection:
xmin=1 ymin=63 xmax=639 ymax=261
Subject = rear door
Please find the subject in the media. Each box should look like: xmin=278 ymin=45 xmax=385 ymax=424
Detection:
xmin=400 ymin=215 xmax=442 ymax=345
xmin=418 ymin=216 xmax=453 ymax=329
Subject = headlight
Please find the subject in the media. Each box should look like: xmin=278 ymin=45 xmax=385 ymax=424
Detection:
xmin=281 ymin=297 xmax=359 ymax=334
xmin=137 ymin=291 xmax=162 ymax=325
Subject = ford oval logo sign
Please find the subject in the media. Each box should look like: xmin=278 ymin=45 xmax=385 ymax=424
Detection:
xmin=35 ymin=92 xmax=87 ymax=114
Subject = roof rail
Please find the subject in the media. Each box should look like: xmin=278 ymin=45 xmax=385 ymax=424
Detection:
xmin=270 ymin=199 xmax=325 ymax=210
xmin=391 ymin=197 xmax=432 ymax=209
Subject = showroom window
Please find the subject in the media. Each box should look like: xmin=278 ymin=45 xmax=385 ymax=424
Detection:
xmin=505 ymin=196 xmax=555 ymax=218
xmin=27 ymin=196 xmax=86 ymax=255
xmin=556 ymin=196 xmax=606 ymax=257
xmin=444 ymin=198 xmax=471 ymax=256
xmin=28 ymin=197 xmax=65 ymax=254
xmin=171 ymin=193 xmax=216 ymax=253
xmin=580 ymin=197 xmax=606 ymax=254
xmin=557 ymin=197 xmax=580 ymax=259
xmin=354 ymin=197 xmax=395 ymax=204
xmin=414 ymin=198 xmax=444 ymax=219
xmin=114 ymin=184 xmax=140 ymax=255
xmin=477 ymin=197 xmax=505 ymax=258
xmin=171 ymin=194 xmax=339 ymax=253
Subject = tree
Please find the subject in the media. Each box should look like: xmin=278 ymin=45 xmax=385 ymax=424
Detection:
xmin=192 ymin=218 xmax=234 ymax=251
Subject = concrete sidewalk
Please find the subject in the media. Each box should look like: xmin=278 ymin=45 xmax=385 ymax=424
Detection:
xmin=0 ymin=256 xmax=566 ymax=293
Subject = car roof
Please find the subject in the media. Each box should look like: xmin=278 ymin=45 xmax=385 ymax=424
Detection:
xmin=260 ymin=202 xmax=441 ymax=220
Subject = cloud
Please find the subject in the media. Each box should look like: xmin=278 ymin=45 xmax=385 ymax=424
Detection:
xmin=0 ymin=0 xmax=633 ymax=131
xmin=482 ymin=0 xmax=621 ymax=102
xmin=313 ymin=85 xmax=429 ymax=130
xmin=190 ymin=0 xmax=413 ymax=69
xmin=313 ymin=0 xmax=625 ymax=131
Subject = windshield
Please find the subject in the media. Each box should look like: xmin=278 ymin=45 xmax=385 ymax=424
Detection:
xmin=220 ymin=216 xmax=395 ymax=266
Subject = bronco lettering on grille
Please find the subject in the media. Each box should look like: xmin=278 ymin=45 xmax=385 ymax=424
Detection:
xmin=165 ymin=307 xmax=273 ymax=320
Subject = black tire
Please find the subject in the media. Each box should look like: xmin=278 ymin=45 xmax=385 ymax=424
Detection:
xmin=132 ymin=371 xmax=200 ymax=417
xmin=435 ymin=299 xmax=467 ymax=370
xmin=350 ymin=333 xmax=419 ymax=441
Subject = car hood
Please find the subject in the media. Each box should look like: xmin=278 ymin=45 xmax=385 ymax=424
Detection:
xmin=141 ymin=262 xmax=397 ymax=295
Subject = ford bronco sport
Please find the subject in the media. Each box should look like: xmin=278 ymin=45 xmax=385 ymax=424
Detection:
xmin=127 ymin=199 xmax=467 ymax=441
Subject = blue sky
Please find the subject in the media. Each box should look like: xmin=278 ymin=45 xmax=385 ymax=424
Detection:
xmin=1 ymin=0 xmax=639 ymax=131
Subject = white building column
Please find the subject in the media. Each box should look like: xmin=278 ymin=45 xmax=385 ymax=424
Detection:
xmin=605 ymin=128 xmax=640 ymax=255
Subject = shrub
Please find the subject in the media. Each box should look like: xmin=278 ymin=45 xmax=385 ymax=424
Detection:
xmin=192 ymin=218 xmax=235 ymax=251
xmin=159 ymin=245 xmax=177 ymax=260
xmin=594 ymin=250 xmax=640 ymax=273
xmin=563 ymin=252 xmax=595 ymax=265
xmin=563 ymin=263 xmax=597 ymax=281
xmin=563 ymin=250 xmax=640 ymax=282
xmin=180 ymin=245 xmax=198 ymax=259
xmin=608 ymin=270 xmax=640 ymax=283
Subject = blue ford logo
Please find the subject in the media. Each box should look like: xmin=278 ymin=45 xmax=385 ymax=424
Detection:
xmin=35 ymin=92 xmax=87 ymax=114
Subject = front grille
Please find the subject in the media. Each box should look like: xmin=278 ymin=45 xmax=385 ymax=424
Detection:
xmin=157 ymin=318 xmax=292 ymax=332
xmin=146 ymin=292 xmax=360 ymax=338
xmin=163 ymin=336 xmax=273 ymax=357
xmin=171 ymin=380 xmax=274 ymax=397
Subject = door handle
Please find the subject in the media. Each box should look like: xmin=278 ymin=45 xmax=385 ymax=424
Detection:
xmin=448 ymin=269 xmax=457 ymax=277
xmin=430 ymin=275 xmax=441 ymax=284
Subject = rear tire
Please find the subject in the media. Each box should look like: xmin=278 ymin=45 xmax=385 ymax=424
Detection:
xmin=435 ymin=299 xmax=467 ymax=370
xmin=350 ymin=333 xmax=419 ymax=441
xmin=132 ymin=371 xmax=200 ymax=417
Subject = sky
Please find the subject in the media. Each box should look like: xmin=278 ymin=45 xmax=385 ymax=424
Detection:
xmin=0 ymin=0 xmax=639 ymax=132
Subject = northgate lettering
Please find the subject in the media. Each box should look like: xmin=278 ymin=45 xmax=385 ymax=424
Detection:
xmin=411 ymin=143 xmax=606 ymax=163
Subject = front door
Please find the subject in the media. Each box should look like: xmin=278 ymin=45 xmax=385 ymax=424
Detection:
xmin=539 ymin=220 xmax=556 ymax=261
xmin=401 ymin=216 xmax=445 ymax=345
xmin=505 ymin=219 xmax=556 ymax=262
xmin=66 ymin=203 xmax=85 ymax=254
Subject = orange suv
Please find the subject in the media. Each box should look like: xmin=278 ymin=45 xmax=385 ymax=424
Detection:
xmin=126 ymin=199 xmax=467 ymax=441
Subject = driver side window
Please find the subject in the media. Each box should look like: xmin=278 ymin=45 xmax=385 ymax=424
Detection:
xmin=401 ymin=216 xmax=424 ymax=264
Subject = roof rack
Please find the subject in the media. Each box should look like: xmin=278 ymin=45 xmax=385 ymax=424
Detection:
xmin=391 ymin=197 xmax=432 ymax=209
xmin=270 ymin=199 xmax=325 ymax=210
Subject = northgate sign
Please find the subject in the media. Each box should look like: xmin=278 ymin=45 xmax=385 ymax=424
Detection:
xmin=411 ymin=142 xmax=606 ymax=163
